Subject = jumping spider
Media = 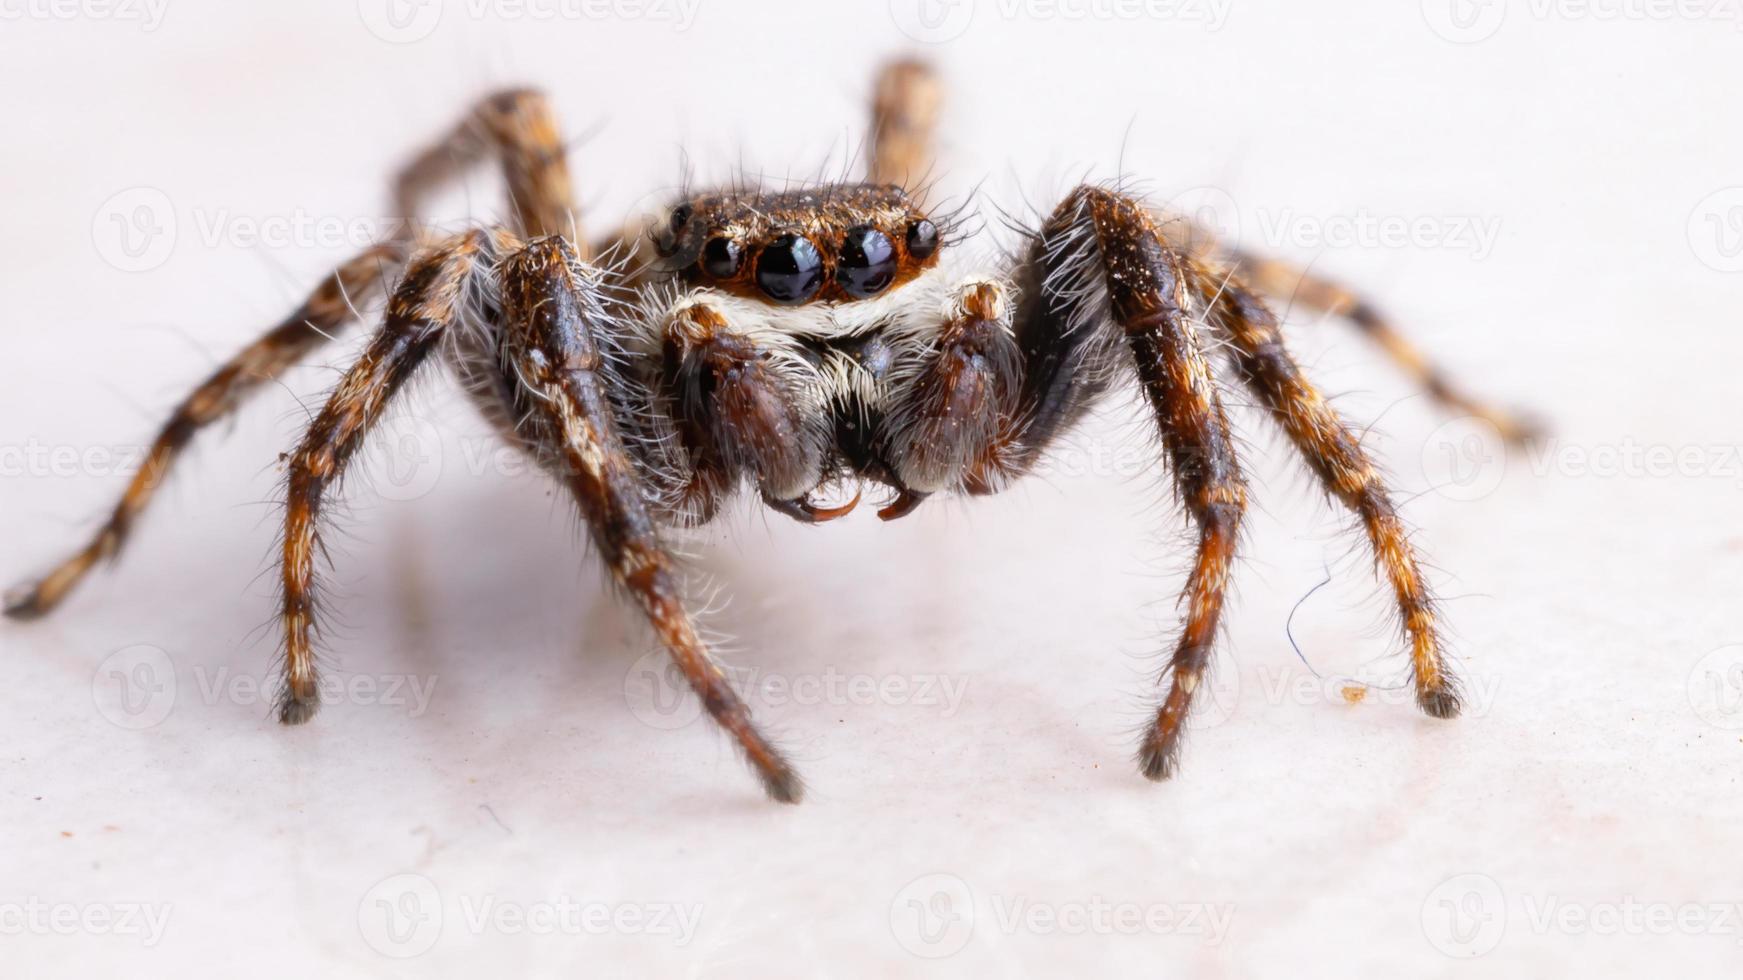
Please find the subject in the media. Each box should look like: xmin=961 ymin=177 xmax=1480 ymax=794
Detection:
xmin=5 ymin=60 xmax=1534 ymax=803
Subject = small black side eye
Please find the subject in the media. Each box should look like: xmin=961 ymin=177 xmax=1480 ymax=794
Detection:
xmin=905 ymin=219 xmax=939 ymax=260
xmin=837 ymin=227 xmax=897 ymax=298
xmin=701 ymin=236 xmax=743 ymax=278
xmin=655 ymin=203 xmax=695 ymax=258
xmin=755 ymin=234 xmax=825 ymax=304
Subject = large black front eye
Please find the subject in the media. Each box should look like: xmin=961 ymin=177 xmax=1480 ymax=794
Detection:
xmin=701 ymin=236 xmax=743 ymax=278
xmin=905 ymin=218 xmax=939 ymax=260
xmin=755 ymin=234 xmax=824 ymax=304
xmin=837 ymin=227 xmax=897 ymax=298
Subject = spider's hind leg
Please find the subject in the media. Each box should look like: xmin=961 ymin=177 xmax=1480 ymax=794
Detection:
xmin=499 ymin=239 xmax=803 ymax=803
xmin=394 ymin=89 xmax=579 ymax=243
xmin=1223 ymin=248 xmax=1542 ymax=444
xmin=867 ymin=58 xmax=941 ymax=195
xmin=4 ymin=243 xmax=404 ymax=621
xmin=1196 ymin=266 xmax=1464 ymax=719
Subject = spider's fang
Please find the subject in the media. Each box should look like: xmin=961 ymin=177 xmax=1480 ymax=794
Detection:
xmin=876 ymin=488 xmax=930 ymax=522
xmin=764 ymin=487 xmax=863 ymax=525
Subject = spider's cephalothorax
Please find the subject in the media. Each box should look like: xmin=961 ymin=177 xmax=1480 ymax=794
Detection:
xmin=624 ymin=181 xmax=1011 ymax=525
xmin=4 ymin=60 xmax=1538 ymax=803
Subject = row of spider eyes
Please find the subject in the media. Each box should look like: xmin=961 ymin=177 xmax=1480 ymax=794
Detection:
xmin=689 ymin=219 xmax=939 ymax=304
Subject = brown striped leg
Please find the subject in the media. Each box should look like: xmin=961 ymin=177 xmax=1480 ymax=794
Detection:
xmin=3 ymin=243 xmax=404 ymax=621
xmin=393 ymin=89 xmax=580 ymax=244
xmin=1226 ymin=249 xmax=1541 ymax=444
xmin=1014 ymin=187 xmax=1250 ymax=780
xmin=867 ymin=58 xmax=941 ymax=193
xmin=277 ymin=233 xmax=490 ymax=723
xmin=1200 ymin=265 xmax=1463 ymax=720
xmin=498 ymin=237 xmax=801 ymax=803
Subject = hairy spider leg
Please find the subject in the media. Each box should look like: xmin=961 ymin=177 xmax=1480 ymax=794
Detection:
xmin=4 ymin=243 xmax=404 ymax=620
xmin=499 ymin=237 xmax=803 ymax=803
xmin=277 ymin=232 xmax=494 ymax=723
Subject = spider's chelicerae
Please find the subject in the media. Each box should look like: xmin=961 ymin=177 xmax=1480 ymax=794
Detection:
xmin=6 ymin=60 xmax=1534 ymax=803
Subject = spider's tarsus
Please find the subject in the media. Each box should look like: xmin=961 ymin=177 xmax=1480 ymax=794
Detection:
xmin=276 ymin=694 xmax=321 ymax=726
xmin=1498 ymin=410 xmax=1551 ymax=449
xmin=1417 ymin=685 xmax=1464 ymax=720
xmin=1137 ymin=738 xmax=1182 ymax=782
xmin=3 ymin=582 xmax=47 ymax=621
xmin=759 ymin=764 xmax=806 ymax=805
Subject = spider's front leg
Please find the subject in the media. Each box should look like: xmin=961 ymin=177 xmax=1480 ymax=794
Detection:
xmin=1008 ymin=187 xmax=1250 ymax=779
xmin=501 ymin=243 xmax=803 ymax=803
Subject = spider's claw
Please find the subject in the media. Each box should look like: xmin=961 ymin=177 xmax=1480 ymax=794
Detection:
xmin=876 ymin=488 xmax=930 ymax=522
xmin=3 ymin=581 xmax=47 ymax=620
xmin=764 ymin=487 xmax=862 ymax=525
xmin=759 ymin=761 xmax=806 ymax=805
xmin=1137 ymin=737 xmax=1182 ymax=782
xmin=1417 ymin=683 xmax=1464 ymax=720
xmin=1496 ymin=409 xmax=1550 ymax=449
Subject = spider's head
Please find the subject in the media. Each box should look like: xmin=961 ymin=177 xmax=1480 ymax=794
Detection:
xmin=650 ymin=183 xmax=944 ymax=306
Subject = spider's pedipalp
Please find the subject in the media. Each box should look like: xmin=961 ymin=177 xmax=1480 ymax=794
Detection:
xmin=498 ymin=236 xmax=802 ymax=803
xmin=880 ymin=276 xmax=1020 ymax=495
xmin=656 ymin=293 xmax=831 ymax=504
xmin=3 ymin=242 xmax=406 ymax=622
xmin=277 ymin=232 xmax=495 ymax=723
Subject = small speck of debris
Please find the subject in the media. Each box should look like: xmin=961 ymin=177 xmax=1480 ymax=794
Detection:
xmin=1340 ymin=684 xmax=1368 ymax=705
xmin=60 ymin=831 xmax=73 ymax=838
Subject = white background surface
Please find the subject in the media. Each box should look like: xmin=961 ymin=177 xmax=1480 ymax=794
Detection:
xmin=2 ymin=1 xmax=1741 ymax=976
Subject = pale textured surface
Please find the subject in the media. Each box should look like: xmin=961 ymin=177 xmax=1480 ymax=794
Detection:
xmin=1 ymin=3 xmax=1740 ymax=976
